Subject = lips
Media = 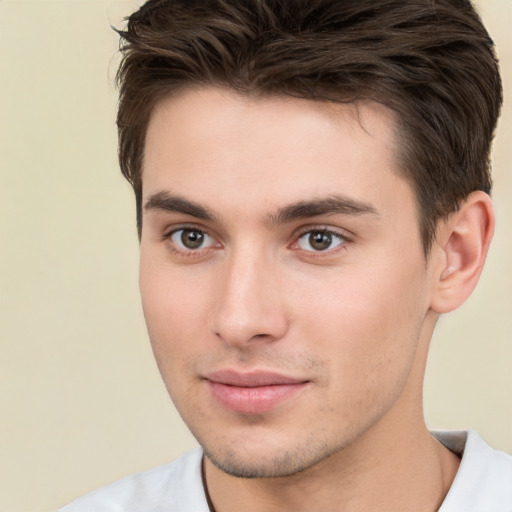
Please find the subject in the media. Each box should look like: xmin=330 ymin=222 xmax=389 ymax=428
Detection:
xmin=205 ymin=370 xmax=309 ymax=414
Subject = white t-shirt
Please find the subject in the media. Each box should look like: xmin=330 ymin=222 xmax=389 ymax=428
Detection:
xmin=59 ymin=430 xmax=512 ymax=512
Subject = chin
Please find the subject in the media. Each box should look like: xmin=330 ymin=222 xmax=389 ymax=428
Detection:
xmin=201 ymin=434 xmax=340 ymax=479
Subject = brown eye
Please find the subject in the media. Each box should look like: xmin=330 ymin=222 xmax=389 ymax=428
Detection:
xmin=309 ymin=231 xmax=332 ymax=251
xmin=297 ymin=230 xmax=344 ymax=252
xmin=170 ymin=228 xmax=214 ymax=251
xmin=181 ymin=229 xmax=204 ymax=249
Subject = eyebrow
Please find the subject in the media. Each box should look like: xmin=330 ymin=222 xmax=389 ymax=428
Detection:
xmin=144 ymin=192 xmax=219 ymax=222
xmin=269 ymin=195 xmax=379 ymax=225
xmin=144 ymin=191 xmax=379 ymax=225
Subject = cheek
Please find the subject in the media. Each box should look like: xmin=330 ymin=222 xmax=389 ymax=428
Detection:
xmin=139 ymin=258 xmax=209 ymax=373
xmin=139 ymin=268 xmax=208 ymax=413
xmin=297 ymin=258 xmax=428 ymax=392
xmin=140 ymin=248 xmax=210 ymax=325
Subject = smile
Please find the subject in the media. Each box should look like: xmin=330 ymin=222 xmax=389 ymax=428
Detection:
xmin=205 ymin=370 xmax=310 ymax=414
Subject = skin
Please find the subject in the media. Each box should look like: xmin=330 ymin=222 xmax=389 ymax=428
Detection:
xmin=139 ymin=87 xmax=492 ymax=511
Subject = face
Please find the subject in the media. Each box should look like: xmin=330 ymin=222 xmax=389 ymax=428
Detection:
xmin=140 ymin=88 xmax=435 ymax=478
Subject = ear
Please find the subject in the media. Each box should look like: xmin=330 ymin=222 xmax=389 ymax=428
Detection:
xmin=429 ymin=191 xmax=495 ymax=314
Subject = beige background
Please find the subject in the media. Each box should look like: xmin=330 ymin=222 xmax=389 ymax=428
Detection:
xmin=0 ymin=1 xmax=510 ymax=511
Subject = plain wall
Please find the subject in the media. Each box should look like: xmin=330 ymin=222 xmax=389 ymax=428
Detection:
xmin=0 ymin=1 xmax=510 ymax=511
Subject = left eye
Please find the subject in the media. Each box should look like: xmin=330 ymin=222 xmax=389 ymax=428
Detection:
xmin=170 ymin=228 xmax=216 ymax=250
xmin=297 ymin=230 xmax=345 ymax=252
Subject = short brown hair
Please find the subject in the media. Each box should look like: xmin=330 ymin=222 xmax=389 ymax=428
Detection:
xmin=115 ymin=0 xmax=502 ymax=253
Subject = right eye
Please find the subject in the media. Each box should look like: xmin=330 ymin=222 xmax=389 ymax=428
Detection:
xmin=168 ymin=228 xmax=217 ymax=251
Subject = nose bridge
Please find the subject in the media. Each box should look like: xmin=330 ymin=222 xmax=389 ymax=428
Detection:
xmin=211 ymin=242 xmax=288 ymax=346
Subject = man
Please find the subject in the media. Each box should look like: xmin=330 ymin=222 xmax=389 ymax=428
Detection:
xmin=61 ymin=0 xmax=512 ymax=510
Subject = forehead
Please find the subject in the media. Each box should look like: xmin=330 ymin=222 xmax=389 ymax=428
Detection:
xmin=142 ymin=87 xmax=412 ymax=221
xmin=145 ymin=87 xmax=399 ymax=158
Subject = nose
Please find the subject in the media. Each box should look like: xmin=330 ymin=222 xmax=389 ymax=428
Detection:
xmin=210 ymin=248 xmax=289 ymax=349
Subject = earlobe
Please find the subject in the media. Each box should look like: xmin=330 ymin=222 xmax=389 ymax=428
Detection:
xmin=430 ymin=191 xmax=495 ymax=314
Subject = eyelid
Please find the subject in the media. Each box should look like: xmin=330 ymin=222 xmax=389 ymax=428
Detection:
xmin=290 ymin=225 xmax=352 ymax=254
xmin=163 ymin=224 xmax=222 ymax=255
xmin=293 ymin=224 xmax=353 ymax=242
xmin=163 ymin=222 xmax=214 ymax=239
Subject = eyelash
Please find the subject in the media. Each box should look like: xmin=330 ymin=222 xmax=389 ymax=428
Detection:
xmin=162 ymin=225 xmax=351 ymax=258
xmin=291 ymin=226 xmax=351 ymax=255
xmin=163 ymin=225 xmax=219 ymax=257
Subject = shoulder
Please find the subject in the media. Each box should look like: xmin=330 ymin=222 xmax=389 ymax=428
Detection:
xmin=435 ymin=430 xmax=512 ymax=512
xmin=58 ymin=447 xmax=210 ymax=512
